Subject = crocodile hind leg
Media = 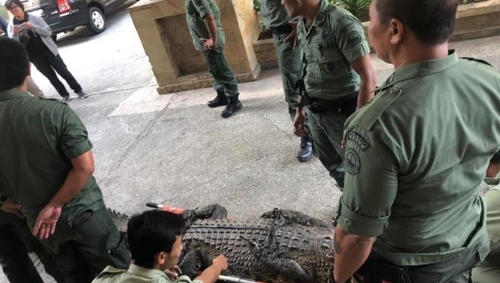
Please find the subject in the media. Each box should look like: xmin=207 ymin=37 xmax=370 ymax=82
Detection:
xmin=244 ymin=237 xmax=316 ymax=283
xmin=261 ymin=208 xmax=330 ymax=228
xmin=107 ymin=208 xmax=129 ymax=233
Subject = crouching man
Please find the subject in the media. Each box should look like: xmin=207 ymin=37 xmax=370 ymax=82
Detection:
xmin=92 ymin=210 xmax=228 ymax=283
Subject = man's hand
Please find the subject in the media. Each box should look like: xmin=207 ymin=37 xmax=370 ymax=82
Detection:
xmin=0 ymin=197 xmax=22 ymax=215
xmin=284 ymin=21 xmax=299 ymax=48
xmin=164 ymin=265 xmax=182 ymax=279
xmin=33 ymin=203 xmax=62 ymax=240
xmin=293 ymin=108 xmax=308 ymax=137
xmin=24 ymin=22 xmax=33 ymax=30
xmin=212 ymin=254 xmax=228 ymax=271
xmin=201 ymin=38 xmax=215 ymax=50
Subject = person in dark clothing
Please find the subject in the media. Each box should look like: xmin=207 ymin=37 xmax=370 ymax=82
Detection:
xmin=5 ymin=0 xmax=87 ymax=103
xmin=0 ymin=16 xmax=7 ymax=36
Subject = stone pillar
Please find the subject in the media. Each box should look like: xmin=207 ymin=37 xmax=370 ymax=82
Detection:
xmin=129 ymin=0 xmax=262 ymax=94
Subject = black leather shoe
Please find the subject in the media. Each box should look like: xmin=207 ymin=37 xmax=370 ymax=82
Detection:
xmin=207 ymin=94 xmax=228 ymax=108
xmin=221 ymin=98 xmax=242 ymax=118
xmin=297 ymin=136 xmax=313 ymax=162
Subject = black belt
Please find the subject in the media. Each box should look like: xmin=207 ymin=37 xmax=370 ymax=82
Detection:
xmin=307 ymin=92 xmax=358 ymax=116
xmin=271 ymin=24 xmax=292 ymax=35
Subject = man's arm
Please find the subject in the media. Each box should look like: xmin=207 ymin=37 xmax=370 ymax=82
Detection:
xmin=351 ymin=55 xmax=376 ymax=108
xmin=202 ymin=14 xmax=218 ymax=48
xmin=33 ymin=150 xmax=94 ymax=239
xmin=193 ymin=255 xmax=227 ymax=283
xmin=26 ymin=15 xmax=52 ymax=37
xmin=333 ymin=225 xmax=374 ymax=283
xmin=49 ymin=150 xmax=94 ymax=207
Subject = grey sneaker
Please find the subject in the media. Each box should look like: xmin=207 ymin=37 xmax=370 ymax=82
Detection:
xmin=76 ymin=91 xmax=89 ymax=99
xmin=60 ymin=95 xmax=70 ymax=103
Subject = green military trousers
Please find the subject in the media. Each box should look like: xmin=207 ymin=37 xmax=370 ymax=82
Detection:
xmin=272 ymin=33 xmax=303 ymax=122
xmin=33 ymin=203 xmax=131 ymax=283
xmin=203 ymin=47 xmax=239 ymax=99
xmin=306 ymin=109 xmax=345 ymax=179
xmin=0 ymin=211 xmax=64 ymax=283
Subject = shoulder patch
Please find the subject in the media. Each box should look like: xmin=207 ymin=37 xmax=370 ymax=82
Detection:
xmin=346 ymin=130 xmax=369 ymax=151
xmin=345 ymin=148 xmax=361 ymax=175
xmin=340 ymin=22 xmax=362 ymax=47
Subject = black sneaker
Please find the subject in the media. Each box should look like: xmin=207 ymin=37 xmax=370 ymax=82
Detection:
xmin=297 ymin=136 xmax=313 ymax=162
xmin=76 ymin=91 xmax=89 ymax=99
xmin=221 ymin=98 xmax=242 ymax=118
xmin=60 ymin=95 xmax=70 ymax=103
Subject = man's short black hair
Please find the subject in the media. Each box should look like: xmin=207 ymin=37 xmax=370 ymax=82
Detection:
xmin=375 ymin=0 xmax=458 ymax=46
xmin=4 ymin=0 xmax=25 ymax=11
xmin=491 ymin=151 xmax=500 ymax=165
xmin=0 ymin=37 xmax=29 ymax=92
xmin=127 ymin=210 xmax=185 ymax=268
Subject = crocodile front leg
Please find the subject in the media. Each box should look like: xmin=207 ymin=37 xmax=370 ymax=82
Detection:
xmin=178 ymin=249 xmax=213 ymax=279
xmin=244 ymin=237 xmax=316 ymax=283
xmin=261 ymin=208 xmax=330 ymax=228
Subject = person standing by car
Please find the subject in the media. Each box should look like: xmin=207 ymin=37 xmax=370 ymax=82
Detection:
xmin=2 ymin=14 xmax=44 ymax=98
xmin=5 ymin=0 xmax=88 ymax=103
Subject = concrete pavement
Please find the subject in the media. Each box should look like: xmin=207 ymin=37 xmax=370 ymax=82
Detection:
xmin=2 ymin=1 xmax=500 ymax=280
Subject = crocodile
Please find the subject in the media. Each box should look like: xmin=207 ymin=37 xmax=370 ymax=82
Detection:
xmin=110 ymin=205 xmax=336 ymax=283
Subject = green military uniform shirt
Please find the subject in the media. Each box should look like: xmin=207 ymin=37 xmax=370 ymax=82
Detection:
xmin=92 ymin=264 xmax=204 ymax=283
xmin=185 ymin=0 xmax=225 ymax=51
xmin=297 ymin=0 xmax=370 ymax=101
xmin=260 ymin=0 xmax=290 ymax=28
xmin=0 ymin=91 xmax=104 ymax=225
xmin=335 ymin=52 xmax=500 ymax=266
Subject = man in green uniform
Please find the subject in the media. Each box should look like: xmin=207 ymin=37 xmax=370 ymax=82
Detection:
xmin=282 ymin=0 xmax=377 ymax=187
xmin=473 ymin=151 xmax=500 ymax=283
xmin=0 ymin=37 xmax=130 ymax=283
xmin=260 ymin=0 xmax=312 ymax=162
xmin=186 ymin=0 xmax=242 ymax=118
xmin=92 ymin=210 xmax=227 ymax=283
xmin=331 ymin=0 xmax=500 ymax=282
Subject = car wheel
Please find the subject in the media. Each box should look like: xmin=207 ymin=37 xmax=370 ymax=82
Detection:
xmin=87 ymin=7 xmax=106 ymax=34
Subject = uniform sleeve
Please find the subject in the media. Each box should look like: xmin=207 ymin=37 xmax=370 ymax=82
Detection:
xmin=334 ymin=14 xmax=370 ymax=63
xmin=191 ymin=0 xmax=213 ymax=19
xmin=335 ymin=124 xmax=399 ymax=237
xmin=486 ymin=188 xmax=500 ymax=243
xmin=60 ymin=106 xmax=93 ymax=159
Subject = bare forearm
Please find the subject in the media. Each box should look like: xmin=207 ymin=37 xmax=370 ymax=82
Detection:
xmin=49 ymin=169 xmax=91 ymax=207
xmin=357 ymin=83 xmax=373 ymax=108
xmin=195 ymin=264 xmax=223 ymax=283
xmin=333 ymin=226 xmax=374 ymax=283
xmin=204 ymin=15 xmax=218 ymax=45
